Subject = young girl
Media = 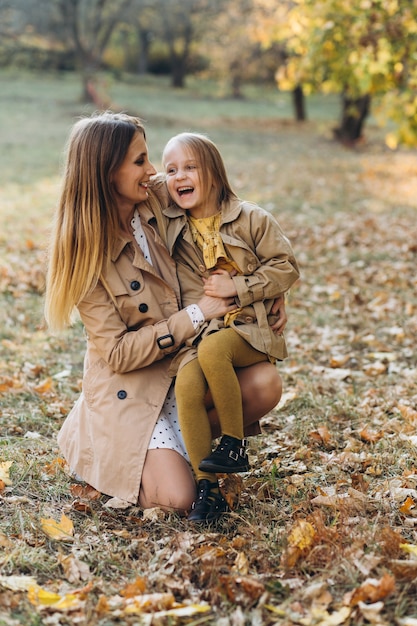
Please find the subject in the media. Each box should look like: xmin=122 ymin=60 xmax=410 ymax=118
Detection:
xmin=161 ymin=132 xmax=300 ymax=522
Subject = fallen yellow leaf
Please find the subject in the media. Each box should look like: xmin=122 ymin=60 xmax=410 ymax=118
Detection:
xmin=28 ymin=585 xmax=83 ymax=610
xmin=288 ymin=519 xmax=316 ymax=550
xmin=0 ymin=461 xmax=13 ymax=486
xmin=28 ymin=586 xmax=62 ymax=606
xmin=41 ymin=513 xmax=74 ymax=541
xmin=265 ymin=604 xmax=286 ymax=617
xmin=400 ymin=543 xmax=417 ymax=557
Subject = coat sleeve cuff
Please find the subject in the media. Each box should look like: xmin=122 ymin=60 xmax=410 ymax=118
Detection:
xmin=233 ymin=275 xmax=264 ymax=306
xmin=155 ymin=320 xmax=175 ymax=351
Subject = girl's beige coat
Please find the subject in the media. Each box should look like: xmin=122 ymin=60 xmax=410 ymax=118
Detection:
xmin=162 ymin=196 xmax=300 ymax=375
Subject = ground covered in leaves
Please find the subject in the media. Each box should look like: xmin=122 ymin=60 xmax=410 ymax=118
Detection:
xmin=1 ymin=73 xmax=417 ymax=625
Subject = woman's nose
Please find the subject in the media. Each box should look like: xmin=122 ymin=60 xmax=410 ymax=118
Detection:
xmin=148 ymin=161 xmax=157 ymax=175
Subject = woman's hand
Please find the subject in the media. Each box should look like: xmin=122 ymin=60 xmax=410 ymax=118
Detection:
xmin=203 ymin=268 xmax=237 ymax=298
xmin=197 ymin=294 xmax=237 ymax=321
xmin=270 ymin=294 xmax=287 ymax=334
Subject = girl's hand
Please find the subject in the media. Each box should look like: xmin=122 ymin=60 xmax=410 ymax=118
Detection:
xmin=270 ymin=295 xmax=287 ymax=334
xmin=197 ymin=294 xmax=237 ymax=321
xmin=203 ymin=268 xmax=237 ymax=298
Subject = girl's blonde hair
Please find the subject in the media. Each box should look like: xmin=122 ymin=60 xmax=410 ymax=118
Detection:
xmin=162 ymin=132 xmax=237 ymax=206
xmin=44 ymin=111 xmax=146 ymax=331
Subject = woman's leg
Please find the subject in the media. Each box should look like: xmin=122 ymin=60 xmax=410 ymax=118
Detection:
xmin=139 ymin=448 xmax=196 ymax=512
xmin=206 ymin=361 xmax=282 ymax=439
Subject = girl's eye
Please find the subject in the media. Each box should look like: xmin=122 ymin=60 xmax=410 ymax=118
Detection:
xmin=135 ymin=159 xmax=145 ymax=166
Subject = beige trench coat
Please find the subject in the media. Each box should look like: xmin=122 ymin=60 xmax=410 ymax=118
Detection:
xmin=160 ymin=196 xmax=300 ymax=375
xmin=57 ymin=201 xmax=199 ymax=504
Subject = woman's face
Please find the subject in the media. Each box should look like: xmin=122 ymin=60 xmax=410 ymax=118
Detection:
xmin=112 ymin=131 xmax=156 ymax=212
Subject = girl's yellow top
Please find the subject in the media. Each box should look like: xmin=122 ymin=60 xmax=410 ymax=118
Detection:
xmin=188 ymin=213 xmax=241 ymax=324
xmin=188 ymin=213 xmax=240 ymax=273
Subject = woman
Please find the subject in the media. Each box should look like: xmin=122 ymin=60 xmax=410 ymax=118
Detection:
xmin=44 ymin=111 xmax=286 ymax=520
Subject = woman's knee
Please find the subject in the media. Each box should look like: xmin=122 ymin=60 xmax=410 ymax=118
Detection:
xmin=238 ymin=361 xmax=282 ymax=419
xmin=139 ymin=449 xmax=196 ymax=513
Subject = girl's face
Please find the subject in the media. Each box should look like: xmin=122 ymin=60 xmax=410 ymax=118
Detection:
xmin=112 ymin=132 xmax=156 ymax=212
xmin=163 ymin=140 xmax=218 ymax=217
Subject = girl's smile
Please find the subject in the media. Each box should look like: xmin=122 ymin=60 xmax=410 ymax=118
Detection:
xmin=163 ymin=140 xmax=218 ymax=218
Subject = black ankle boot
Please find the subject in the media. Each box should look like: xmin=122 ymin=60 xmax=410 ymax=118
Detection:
xmin=188 ymin=479 xmax=228 ymax=523
xmin=198 ymin=435 xmax=250 ymax=473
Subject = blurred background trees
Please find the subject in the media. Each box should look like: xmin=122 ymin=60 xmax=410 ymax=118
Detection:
xmin=0 ymin=0 xmax=416 ymax=147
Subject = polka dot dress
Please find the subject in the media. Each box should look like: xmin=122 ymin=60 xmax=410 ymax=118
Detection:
xmin=148 ymin=383 xmax=190 ymax=462
xmin=132 ymin=209 xmax=190 ymax=463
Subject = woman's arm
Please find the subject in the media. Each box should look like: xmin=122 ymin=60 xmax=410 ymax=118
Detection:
xmin=78 ymin=281 xmax=236 ymax=374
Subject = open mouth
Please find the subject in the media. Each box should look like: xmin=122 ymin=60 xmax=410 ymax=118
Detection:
xmin=178 ymin=186 xmax=194 ymax=196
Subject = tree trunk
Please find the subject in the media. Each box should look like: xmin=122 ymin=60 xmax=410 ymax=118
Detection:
xmin=137 ymin=28 xmax=151 ymax=75
xmin=231 ymin=74 xmax=244 ymax=99
xmin=334 ymin=94 xmax=371 ymax=145
xmin=81 ymin=70 xmax=111 ymax=108
xmin=171 ymin=57 xmax=186 ymax=88
xmin=293 ymin=85 xmax=306 ymax=121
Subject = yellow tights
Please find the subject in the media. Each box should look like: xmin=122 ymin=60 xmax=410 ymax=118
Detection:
xmin=175 ymin=328 xmax=267 ymax=483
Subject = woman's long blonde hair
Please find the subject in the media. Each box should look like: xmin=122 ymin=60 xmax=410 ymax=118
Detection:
xmin=44 ymin=111 xmax=146 ymax=331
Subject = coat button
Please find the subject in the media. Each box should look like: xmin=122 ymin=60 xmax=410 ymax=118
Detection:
xmin=117 ymin=390 xmax=127 ymax=399
xmin=247 ymin=264 xmax=254 ymax=272
xmin=130 ymin=280 xmax=140 ymax=291
xmin=244 ymin=316 xmax=253 ymax=323
xmin=198 ymin=264 xmax=206 ymax=273
xmin=138 ymin=303 xmax=148 ymax=313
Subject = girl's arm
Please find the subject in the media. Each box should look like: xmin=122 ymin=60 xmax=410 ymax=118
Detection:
xmin=230 ymin=207 xmax=299 ymax=307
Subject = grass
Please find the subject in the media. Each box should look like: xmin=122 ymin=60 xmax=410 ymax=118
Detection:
xmin=0 ymin=68 xmax=417 ymax=625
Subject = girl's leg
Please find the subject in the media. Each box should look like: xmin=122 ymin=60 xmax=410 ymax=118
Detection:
xmin=198 ymin=328 xmax=267 ymax=439
xmin=139 ymin=448 xmax=196 ymax=512
xmin=175 ymin=360 xmax=227 ymax=523
xmin=175 ymin=359 xmax=218 ymax=484
xmin=206 ymin=360 xmax=282 ymax=438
